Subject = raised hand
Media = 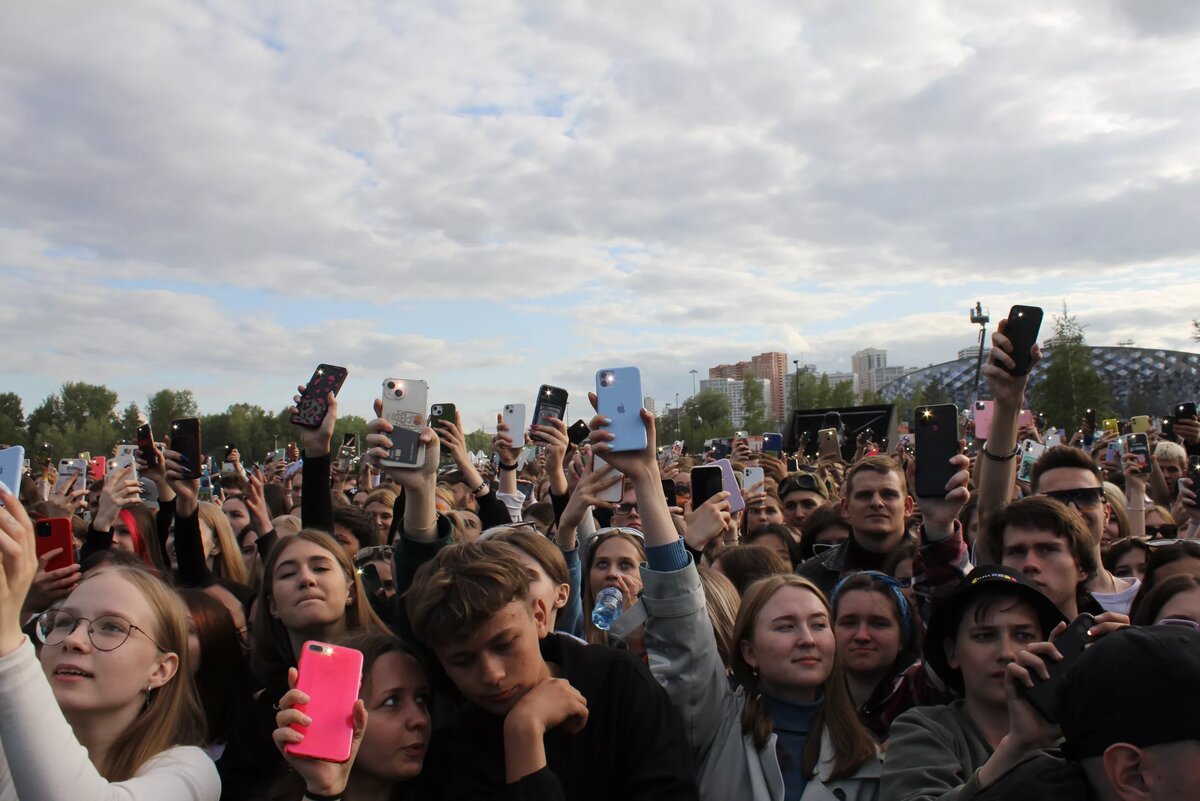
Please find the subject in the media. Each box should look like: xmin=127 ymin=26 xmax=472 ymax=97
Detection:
xmin=163 ymin=447 xmax=200 ymax=518
xmin=272 ymin=666 xmax=367 ymax=797
xmin=0 ymin=485 xmax=39 ymax=655
xmin=94 ymin=464 xmax=141 ymax=531
xmin=984 ymin=317 xmax=1043 ymax=411
xmin=290 ymin=384 xmax=338 ymax=458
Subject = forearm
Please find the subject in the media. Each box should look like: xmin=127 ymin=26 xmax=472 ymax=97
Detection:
xmin=498 ymin=463 xmax=519 ymax=495
xmin=174 ymin=508 xmax=213 ymax=587
xmin=401 ymin=484 xmax=438 ymax=541
xmin=976 ymin=403 xmax=1021 ymax=559
xmin=503 ymin=719 xmax=547 ymax=784
xmin=1146 ymin=464 xmax=1171 ymax=507
xmin=301 ymin=452 xmax=333 ymax=532
xmin=546 ymin=454 xmax=569 ymax=497
xmin=1125 ymin=483 xmax=1146 ymax=539
xmin=631 ymin=468 xmax=674 ymax=548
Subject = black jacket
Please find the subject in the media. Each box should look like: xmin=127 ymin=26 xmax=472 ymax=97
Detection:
xmin=420 ymin=633 xmax=699 ymax=801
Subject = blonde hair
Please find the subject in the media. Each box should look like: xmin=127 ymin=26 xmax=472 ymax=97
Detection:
xmin=83 ymin=566 xmax=206 ymax=781
xmin=197 ymin=502 xmax=248 ymax=585
xmin=251 ymin=529 xmax=388 ymax=681
xmin=582 ymin=529 xmax=646 ymax=646
xmin=731 ymin=574 xmax=876 ymax=778
xmin=271 ymin=514 xmax=302 ymax=536
xmin=697 ymin=566 xmax=739 ymax=669
xmin=1146 ymin=504 xmax=1177 ymax=525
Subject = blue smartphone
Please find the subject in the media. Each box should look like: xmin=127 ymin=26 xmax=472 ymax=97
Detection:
xmin=763 ymin=433 xmax=783 ymax=455
xmin=0 ymin=446 xmax=25 ymax=504
xmin=595 ymin=367 xmax=647 ymax=453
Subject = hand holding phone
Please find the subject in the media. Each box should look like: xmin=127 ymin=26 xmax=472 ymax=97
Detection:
xmin=1016 ymin=614 xmax=1095 ymax=722
xmin=1000 ymin=305 xmax=1043 ymax=376
xmin=283 ymin=642 xmax=365 ymax=763
xmin=914 ymin=404 xmax=960 ymax=497
xmin=291 ymin=364 xmax=349 ymax=429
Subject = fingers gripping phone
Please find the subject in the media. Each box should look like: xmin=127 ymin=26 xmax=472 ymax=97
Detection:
xmin=429 ymin=403 xmax=457 ymax=431
xmin=380 ymin=379 xmax=428 ymax=469
xmin=0 ymin=446 xmax=25 ymax=503
xmin=1127 ymin=433 xmax=1150 ymax=469
xmin=712 ymin=458 xmax=746 ymax=513
xmin=743 ymin=466 xmax=765 ymax=492
xmin=291 ymin=364 xmax=349 ymax=429
xmin=35 ymin=518 xmax=75 ymax=572
xmin=567 ymin=419 xmax=590 ymax=447
xmin=58 ymin=458 xmax=88 ymax=494
xmin=914 ymin=404 xmax=960 ymax=498
xmin=592 ymin=455 xmax=624 ymax=503
xmin=1002 ymin=305 xmax=1044 ymax=376
xmin=286 ymin=641 xmax=364 ymax=763
xmin=595 ymin=367 xmax=647 ymax=453
xmin=690 ymin=465 xmax=724 ymax=509
xmin=170 ymin=418 xmax=202 ymax=479
xmin=1018 ymin=613 xmax=1094 ymax=723
xmin=532 ymin=385 xmax=568 ymax=427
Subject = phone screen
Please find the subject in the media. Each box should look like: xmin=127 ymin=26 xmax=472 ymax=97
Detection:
xmin=690 ymin=466 xmax=724 ymax=508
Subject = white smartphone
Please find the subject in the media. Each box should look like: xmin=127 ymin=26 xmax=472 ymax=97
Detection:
xmin=502 ymin=403 xmax=527 ymax=449
xmin=742 ymin=466 xmax=765 ymax=492
xmin=110 ymin=444 xmax=139 ymax=482
xmin=592 ymin=455 xmax=624 ymax=503
xmin=379 ymin=378 xmax=429 ymax=469
xmin=58 ymin=458 xmax=88 ymax=493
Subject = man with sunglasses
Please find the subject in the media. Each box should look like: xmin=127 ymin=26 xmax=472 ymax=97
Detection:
xmin=978 ymin=320 xmax=1139 ymax=615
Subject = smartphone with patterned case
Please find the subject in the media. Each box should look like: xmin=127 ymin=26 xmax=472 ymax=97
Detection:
xmin=379 ymin=379 xmax=428 ymax=469
xmin=291 ymin=364 xmax=349 ymax=429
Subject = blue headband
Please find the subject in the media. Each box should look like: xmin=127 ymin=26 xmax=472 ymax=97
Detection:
xmin=830 ymin=570 xmax=915 ymax=649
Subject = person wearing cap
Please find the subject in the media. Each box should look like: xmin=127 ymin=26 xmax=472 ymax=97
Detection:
xmin=796 ymin=455 xmax=972 ymax=614
xmin=881 ymin=565 xmax=1067 ymax=800
xmin=779 ymin=471 xmax=830 ymax=530
xmin=973 ymin=624 xmax=1200 ymax=800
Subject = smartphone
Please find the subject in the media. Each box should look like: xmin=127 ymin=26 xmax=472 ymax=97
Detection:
xmin=822 ymin=411 xmax=843 ymax=432
xmin=743 ymin=466 xmax=765 ymax=492
xmin=501 ymin=403 xmax=527 ymax=450
xmin=1189 ymin=456 xmax=1200 ymax=488
xmin=595 ymin=367 xmax=647 ymax=453
xmin=428 ymin=403 xmax=457 ymax=432
xmin=58 ymin=458 xmax=87 ymax=494
xmin=0 ymin=446 xmax=25 ymax=503
xmin=357 ymin=562 xmax=385 ymax=599
xmin=973 ymin=400 xmax=994 ymax=440
xmin=1018 ymin=613 xmax=1095 ymax=723
xmin=89 ymin=455 xmax=107 ymax=482
xmin=592 ymin=455 xmax=624 ymax=503
xmin=786 ymin=457 xmax=799 ymax=472
xmin=1176 ymin=402 xmax=1198 ymax=423
xmin=532 ymin=385 xmax=568 ymax=428
xmin=1002 ymin=305 xmax=1043 ymax=376
xmin=1017 ymin=440 xmax=1047 ymax=483
xmin=198 ymin=474 xmax=213 ymax=502
xmin=1104 ymin=439 xmax=1122 ymax=466
xmin=690 ymin=465 xmax=725 ymax=509
xmin=342 ymin=433 xmax=357 ymax=451
xmin=34 ymin=517 xmax=75 ymax=572
xmin=733 ymin=430 xmax=749 ymax=440
xmin=661 ymin=478 xmax=677 ymax=508
xmin=169 ymin=418 xmax=202 ymax=479
xmin=817 ymin=427 xmax=840 ymax=461
xmin=285 ymin=641 xmax=365 ymax=763
xmin=111 ymin=444 xmax=139 ymax=483
xmin=1129 ymin=415 xmax=1151 ymax=435
xmin=763 ymin=433 xmax=783 ymax=455
xmin=133 ymin=423 xmax=157 ymax=468
xmin=1127 ymin=433 xmax=1150 ymax=468
xmin=1017 ymin=410 xmax=1034 ymax=429
xmin=711 ymin=458 xmax=746 ymax=513
xmin=1102 ymin=418 xmax=1120 ymax=435
xmin=290 ymin=364 xmax=349 ymax=429
xmin=1045 ymin=430 xmax=1063 ymax=448
xmin=914 ymin=404 xmax=959 ymax=498
xmin=379 ymin=379 xmax=428 ymax=469
xmin=567 ymin=419 xmax=590 ymax=447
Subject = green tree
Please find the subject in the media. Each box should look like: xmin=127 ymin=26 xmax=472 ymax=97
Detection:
xmin=740 ymin=375 xmax=771 ymax=433
xmin=827 ymin=379 xmax=856 ymax=408
xmin=465 ymin=429 xmax=492 ymax=454
xmin=119 ymin=402 xmax=143 ymax=439
xmin=1030 ymin=304 xmax=1113 ymax=430
xmin=680 ymin=390 xmax=732 ymax=453
xmin=146 ymin=389 xmax=198 ymax=439
xmin=922 ymin=374 xmax=953 ymax=405
xmin=0 ymin=392 xmax=27 ymax=448
xmin=60 ymin=382 xmax=120 ymax=427
xmin=27 ymin=395 xmax=67 ymax=445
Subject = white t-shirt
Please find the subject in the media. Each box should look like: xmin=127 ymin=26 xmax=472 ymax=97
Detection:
xmin=1092 ymin=576 xmax=1140 ymax=616
xmin=0 ymin=638 xmax=219 ymax=801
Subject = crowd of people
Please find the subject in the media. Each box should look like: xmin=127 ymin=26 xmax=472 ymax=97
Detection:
xmin=1 ymin=315 xmax=1199 ymax=801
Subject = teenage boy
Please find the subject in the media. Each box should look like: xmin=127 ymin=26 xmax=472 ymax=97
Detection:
xmin=977 ymin=322 xmax=1139 ymax=613
xmin=407 ymin=540 xmax=699 ymax=800
xmin=778 ymin=472 xmax=829 ymax=529
xmin=797 ymin=455 xmax=971 ymax=610
xmin=982 ymin=496 xmax=1102 ymax=620
xmin=882 ymin=565 xmax=1067 ymax=800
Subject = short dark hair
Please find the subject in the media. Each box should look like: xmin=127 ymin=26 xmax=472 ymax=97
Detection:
xmin=744 ymin=524 xmax=804 ymax=568
xmin=712 ymin=545 xmax=791 ymax=597
xmin=332 ymin=505 xmax=377 ymax=549
xmin=984 ymin=496 xmax=1099 ymax=582
xmin=799 ymin=501 xmax=850 ymax=560
xmin=1132 ymin=574 xmax=1200 ymax=626
xmin=1030 ymin=446 xmax=1101 ymax=493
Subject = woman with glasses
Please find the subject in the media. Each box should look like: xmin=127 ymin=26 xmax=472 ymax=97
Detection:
xmin=1144 ymin=504 xmax=1178 ymax=539
xmin=0 ymin=484 xmax=218 ymax=798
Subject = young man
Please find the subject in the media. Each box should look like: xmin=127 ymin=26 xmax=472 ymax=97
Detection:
xmin=777 ymin=472 xmax=829 ymax=529
xmin=983 ymin=495 xmax=1101 ymax=620
xmin=797 ymin=455 xmax=970 ymax=610
xmin=882 ymin=565 xmax=1067 ymax=800
xmin=1153 ymin=441 xmax=1186 ymax=502
xmin=407 ymin=540 xmax=699 ymax=800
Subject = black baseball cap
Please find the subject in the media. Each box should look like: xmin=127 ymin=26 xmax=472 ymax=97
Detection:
xmin=925 ymin=565 xmax=1067 ymax=692
xmin=1060 ymin=625 xmax=1200 ymax=760
xmin=778 ymin=472 xmax=829 ymax=500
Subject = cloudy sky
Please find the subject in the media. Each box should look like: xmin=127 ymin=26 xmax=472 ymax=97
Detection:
xmin=3 ymin=0 xmax=1200 ymax=432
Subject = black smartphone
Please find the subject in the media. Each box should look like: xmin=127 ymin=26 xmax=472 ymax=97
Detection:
xmin=1189 ymin=456 xmax=1200 ymax=488
xmin=712 ymin=442 xmax=730 ymax=460
xmin=1176 ymin=402 xmax=1198 ymax=422
xmin=1002 ymin=305 xmax=1044 ymax=376
xmin=1127 ymin=433 xmax=1150 ymax=470
xmin=661 ymin=478 xmax=677 ymax=508
xmin=532 ymin=385 xmax=569 ymax=427
xmin=1018 ymin=613 xmax=1095 ymax=722
xmin=516 ymin=480 xmax=535 ymax=497
xmin=224 ymin=443 xmax=235 ymax=459
xmin=342 ymin=433 xmax=357 ymax=449
xmin=1085 ymin=408 xmax=1097 ymax=430
xmin=169 ymin=418 xmax=202 ymax=479
xmin=290 ymin=364 xmax=349 ymax=429
xmin=567 ymin=419 xmax=590 ymax=447
xmin=914 ymin=404 xmax=959 ymax=498
xmin=428 ymin=403 xmax=457 ymax=431
xmin=357 ymin=562 xmax=384 ymax=599
xmin=690 ymin=465 xmax=724 ymax=508
xmin=136 ymin=423 xmax=156 ymax=465
xmin=786 ymin=457 xmax=799 ymax=472
xmin=1034 ymin=412 xmax=1047 ymax=432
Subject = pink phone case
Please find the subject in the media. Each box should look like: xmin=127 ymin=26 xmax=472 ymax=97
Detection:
xmin=286 ymin=641 xmax=364 ymax=763
xmin=711 ymin=458 xmax=746 ymax=513
xmin=973 ymin=401 xmax=994 ymax=440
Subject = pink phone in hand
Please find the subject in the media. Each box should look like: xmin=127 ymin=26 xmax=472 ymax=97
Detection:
xmin=286 ymin=641 xmax=364 ymax=763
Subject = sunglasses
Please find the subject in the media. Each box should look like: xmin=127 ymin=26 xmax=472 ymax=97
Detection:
xmin=1041 ymin=487 xmax=1106 ymax=508
xmin=1145 ymin=524 xmax=1179 ymax=539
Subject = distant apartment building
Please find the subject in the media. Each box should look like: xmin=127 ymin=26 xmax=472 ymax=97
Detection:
xmin=708 ymin=351 xmax=787 ymax=422
xmin=851 ymin=348 xmax=909 ymax=395
xmin=699 ymin=377 xmax=772 ymax=429
xmin=643 ymin=396 xmax=656 ymax=415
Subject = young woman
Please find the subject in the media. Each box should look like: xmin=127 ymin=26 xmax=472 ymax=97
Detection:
xmin=362 ymin=488 xmax=398 ymax=547
xmin=711 ymin=544 xmax=791 ymax=597
xmin=179 ymin=588 xmax=253 ymax=756
xmin=744 ymin=524 xmax=804 ymax=569
xmin=0 ymin=484 xmax=218 ymax=799
xmin=589 ymin=406 xmax=881 ymax=801
xmin=798 ymin=502 xmax=852 ymax=561
xmin=1132 ymin=574 xmax=1200 ymax=626
xmin=582 ymin=527 xmax=646 ymax=653
xmin=272 ymin=632 xmax=431 ymax=801
xmin=1102 ymin=536 xmax=1150 ymax=581
xmin=197 ymin=502 xmax=250 ymax=585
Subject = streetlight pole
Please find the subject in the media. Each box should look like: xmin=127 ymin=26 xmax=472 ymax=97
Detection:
xmin=969 ymin=302 xmax=990 ymax=405
xmin=792 ymin=359 xmax=802 ymax=412
xmin=689 ymin=369 xmax=698 ymax=398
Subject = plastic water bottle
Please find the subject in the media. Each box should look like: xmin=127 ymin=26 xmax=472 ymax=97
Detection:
xmin=591 ymin=586 xmax=624 ymax=631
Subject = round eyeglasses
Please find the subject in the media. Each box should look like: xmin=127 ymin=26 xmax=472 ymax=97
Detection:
xmin=36 ymin=611 xmax=166 ymax=652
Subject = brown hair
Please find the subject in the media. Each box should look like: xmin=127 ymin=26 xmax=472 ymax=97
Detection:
xmin=697 ymin=566 xmax=740 ymax=670
xmin=582 ymin=529 xmax=646 ymax=645
xmin=406 ymin=541 xmax=531 ymax=648
xmin=86 ymin=566 xmax=206 ymax=781
xmin=251 ymin=529 xmax=388 ymax=681
xmin=712 ymin=545 xmax=791 ymax=597
xmin=731 ymin=575 xmax=877 ymax=778
xmin=799 ymin=501 xmax=850 ymax=560
xmin=483 ymin=527 xmax=570 ymax=589
xmin=844 ymin=455 xmax=907 ymax=499
xmin=179 ymin=588 xmax=248 ymax=745
xmin=1104 ymin=486 xmax=1131 ymax=541
xmin=198 ymin=501 xmax=249 ymax=585
xmin=1029 ymin=445 xmax=1101 ymax=493
xmin=1132 ymin=574 xmax=1200 ymax=626
xmin=984 ymin=496 xmax=1099 ymax=583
